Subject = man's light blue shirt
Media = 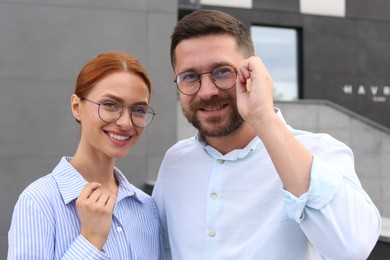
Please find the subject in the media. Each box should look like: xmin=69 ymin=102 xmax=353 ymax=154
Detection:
xmin=152 ymin=109 xmax=381 ymax=260
xmin=8 ymin=157 xmax=164 ymax=259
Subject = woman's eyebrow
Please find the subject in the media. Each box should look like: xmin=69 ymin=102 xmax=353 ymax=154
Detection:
xmin=101 ymin=94 xmax=124 ymax=103
xmin=131 ymin=101 xmax=148 ymax=106
xmin=101 ymin=94 xmax=148 ymax=107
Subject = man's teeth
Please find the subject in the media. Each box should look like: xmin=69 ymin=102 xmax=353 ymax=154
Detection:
xmin=204 ymin=105 xmax=223 ymax=111
xmin=108 ymin=133 xmax=129 ymax=141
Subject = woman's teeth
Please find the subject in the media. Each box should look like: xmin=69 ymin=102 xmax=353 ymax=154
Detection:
xmin=108 ymin=132 xmax=129 ymax=141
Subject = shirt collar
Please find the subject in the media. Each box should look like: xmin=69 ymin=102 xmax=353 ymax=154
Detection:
xmin=52 ymin=156 xmax=143 ymax=205
xmin=195 ymin=107 xmax=287 ymax=161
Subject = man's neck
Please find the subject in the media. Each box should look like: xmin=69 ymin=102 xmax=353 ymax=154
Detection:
xmin=204 ymin=122 xmax=257 ymax=155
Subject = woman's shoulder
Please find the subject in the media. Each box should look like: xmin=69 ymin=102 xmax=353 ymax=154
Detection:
xmin=124 ymin=182 xmax=159 ymax=213
xmin=18 ymin=173 xmax=61 ymax=208
xmin=126 ymin=182 xmax=154 ymax=204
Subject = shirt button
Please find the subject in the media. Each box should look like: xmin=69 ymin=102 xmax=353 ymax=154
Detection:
xmin=209 ymin=230 xmax=216 ymax=237
xmin=210 ymin=193 xmax=218 ymax=199
xmin=300 ymin=211 xmax=305 ymax=221
xmin=117 ymin=227 xmax=123 ymax=232
xmin=217 ymin=159 xmax=225 ymax=164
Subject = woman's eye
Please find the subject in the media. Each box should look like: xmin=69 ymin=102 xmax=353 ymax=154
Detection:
xmin=102 ymin=101 xmax=119 ymax=110
xmin=132 ymin=106 xmax=148 ymax=116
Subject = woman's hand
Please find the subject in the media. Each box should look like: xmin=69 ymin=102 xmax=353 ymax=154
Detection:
xmin=76 ymin=182 xmax=116 ymax=250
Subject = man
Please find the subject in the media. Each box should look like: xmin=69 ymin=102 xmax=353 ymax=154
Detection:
xmin=152 ymin=9 xmax=381 ymax=259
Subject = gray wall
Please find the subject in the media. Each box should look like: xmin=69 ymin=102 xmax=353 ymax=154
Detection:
xmin=0 ymin=0 xmax=178 ymax=257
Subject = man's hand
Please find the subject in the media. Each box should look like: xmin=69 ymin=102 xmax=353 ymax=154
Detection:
xmin=236 ymin=56 xmax=275 ymax=132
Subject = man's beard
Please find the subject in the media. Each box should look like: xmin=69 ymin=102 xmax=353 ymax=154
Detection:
xmin=182 ymin=96 xmax=244 ymax=137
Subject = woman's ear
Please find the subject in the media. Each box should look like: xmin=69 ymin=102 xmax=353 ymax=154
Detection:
xmin=71 ymin=94 xmax=82 ymax=122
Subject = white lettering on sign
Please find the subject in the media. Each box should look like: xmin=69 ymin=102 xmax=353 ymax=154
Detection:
xmin=373 ymin=96 xmax=386 ymax=102
xmin=342 ymin=84 xmax=389 ymax=103
xmin=358 ymin=85 xmax=366 ymax=95
xmin=384 ymin=86 xmax=390 ymax=96
xmin=343 ymin=84 xmax=353 ymax=94
xmin=370 ymin=86 xmax=378 ymax=95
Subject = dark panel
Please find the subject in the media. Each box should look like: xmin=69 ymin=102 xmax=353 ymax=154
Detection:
xmin=197 ymin=6 xmax=254 ymax=28
xmin=347 ymin=0 xmax=390 ymax=21
xmin=304 ymin=72 xmax=357 ymax=100
xmin=368 ymin=241 xmax=390 ymax=259
xmin=303 ymin=15 xmax=357 ymax=38
xmin=250 ymin=9 xmax=303 ymax=28
xmin=252 ymin=0 xmax=300 ymax=13
xmin=358 ymin=39 xmax=390 ymax=77
xmin=304 ymin=34 xmax=358 ymax=75
xmin=357 ymin=20 xmax=390 ymax=41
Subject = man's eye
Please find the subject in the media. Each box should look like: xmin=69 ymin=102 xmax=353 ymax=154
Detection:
xmin=213 ymin=67 xmax=234 ymax=78
xmin=182 ymin=73 xmax=199 ymax=83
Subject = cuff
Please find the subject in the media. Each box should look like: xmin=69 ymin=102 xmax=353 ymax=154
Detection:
xmin=62 ymin=235 xmax=110 ymax=260
xmin=283 ymin=155 xmax=343 ymax=223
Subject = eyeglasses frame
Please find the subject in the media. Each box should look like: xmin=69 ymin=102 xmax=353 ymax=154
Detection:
xmin=174 ymin=64 xmax=238 ymax=95
xmin=79 ymin=96 xmax=155 ymax=128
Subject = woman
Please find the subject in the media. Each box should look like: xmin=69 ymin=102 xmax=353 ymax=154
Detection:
xmin=8 ymin=52 xmax=163 ymax=259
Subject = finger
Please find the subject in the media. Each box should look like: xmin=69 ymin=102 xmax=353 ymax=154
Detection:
xmin=236 ymin=66 xmax=250 ymax=94
xmin=96 ymin=193 xmax=110 ymax=207
xmin=241 ymin=57 xmax=261 ymax=79
xmin=238 ymin=66 xmax=250 ymax=82
xmin=88 ymin=188 xmax=103 ymax=203
xmin=105 ymin=194 xmax=117 ymax=212
xmin=236 ymin=57 xmax=260 ymax=91
xmin=78 ymin=182 xmax=102 ymax=200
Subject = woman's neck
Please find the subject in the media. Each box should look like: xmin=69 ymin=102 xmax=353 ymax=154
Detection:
xmin=70 ymin=150 xmax=118 ymax=195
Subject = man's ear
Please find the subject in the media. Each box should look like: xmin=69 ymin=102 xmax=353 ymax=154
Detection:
xmin=71 ymin=94 xmax=82 ymax=122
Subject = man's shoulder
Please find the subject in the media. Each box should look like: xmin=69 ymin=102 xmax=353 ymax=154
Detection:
xmin=166 ymin=136 xmax=199 ymax=155
xmin=291 ymin=128 xmax=350 ymax=154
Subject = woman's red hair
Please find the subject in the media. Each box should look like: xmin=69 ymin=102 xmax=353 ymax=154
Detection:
xmin=74 ymin=52 xmax=151 ymax=98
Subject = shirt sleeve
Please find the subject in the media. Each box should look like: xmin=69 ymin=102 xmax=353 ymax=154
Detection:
xmin=282 ymin=148 xmax=381 ymax=259
xmin=152 ymin=175 xmax=172 ymax=260
xmin=62 ymin=235 xmax=110 ymax=260
xmin=8 ymin=193 xmax=110 ymax=260
xmin=282 ymin=155 xmax=343 ymax=222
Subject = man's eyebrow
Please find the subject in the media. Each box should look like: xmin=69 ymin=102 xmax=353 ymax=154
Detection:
xmin=131 ymin=101 xmax=148 ymax=106
xmin=178 ymin=63 xmax=235 ymax=74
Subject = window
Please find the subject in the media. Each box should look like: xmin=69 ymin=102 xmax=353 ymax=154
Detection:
xmin=251 ymin=26 xmax=299 ymax=101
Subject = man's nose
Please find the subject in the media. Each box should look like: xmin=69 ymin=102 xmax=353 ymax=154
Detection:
xmin=196 ymin=73 xmax=220 ymax=99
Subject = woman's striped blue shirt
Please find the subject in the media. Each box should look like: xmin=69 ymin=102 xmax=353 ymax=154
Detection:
xmin=8 ymin=157 xmax=164 ymax=259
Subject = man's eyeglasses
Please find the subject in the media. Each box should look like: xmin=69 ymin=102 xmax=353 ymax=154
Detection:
xmin=174 ymin=65 xmax=237 ymax=95
xmin=80 ymin=97 xmax=155 ymax=128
